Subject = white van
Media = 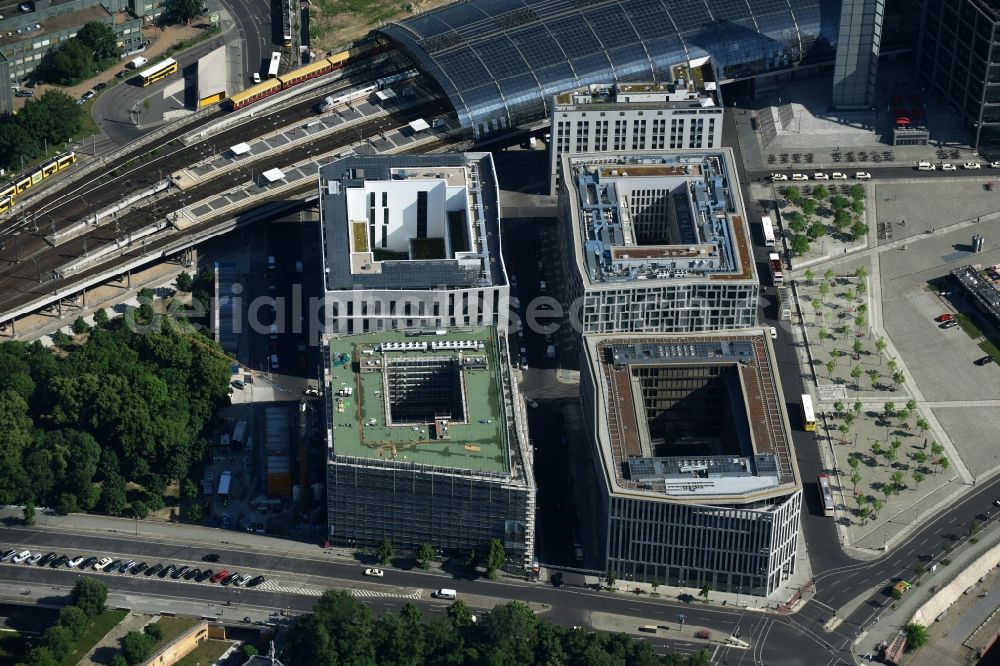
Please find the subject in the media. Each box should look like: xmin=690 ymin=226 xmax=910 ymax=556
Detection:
xmin=11 ymin=550 xmax=30 ymax=564
xmin=432 ymin=588 xmax=457 ymax=600
xmin=916 ymin=161 xmax=935 ymax=171
xmin=791 ymin=173 xmax=809 ymax=181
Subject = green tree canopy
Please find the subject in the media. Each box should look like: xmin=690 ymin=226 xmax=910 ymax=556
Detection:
xmin=165 ymin=0 xmax=203 ymax=24
xmin=71 ymin=577 xmax=107 ymax=616
xmin=38 ymin=39 xmax=93 ymax=85
xmin=121 ymin=630 xmax=155 ymax=665
xmin=76 ymin=21 xmax=121 ymax=61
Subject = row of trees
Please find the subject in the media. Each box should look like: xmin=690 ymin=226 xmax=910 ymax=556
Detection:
xmin=0 ymin=90 xmax=82 ymax=173
xmin=15 ymin=578 xmax=108 ymax=666
xmin=36 ymin=21 xmax=120 ymax=86
xmin=282 ymin=590 xmax=709 ymax=666
xmin=376 ymin=538 xmax=508 ymax=579
xmin=0 ymin=303 xmax=231 ymax=516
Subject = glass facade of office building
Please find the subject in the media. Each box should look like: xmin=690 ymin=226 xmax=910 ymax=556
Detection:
xmin=379 ymin=0 xmax=840 ymax=139
xmin=915 ymin=0 xmax=1000 ymax=152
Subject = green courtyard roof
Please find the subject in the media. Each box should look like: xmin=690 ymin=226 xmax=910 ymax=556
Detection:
xmin=327 ymin=327 xmax=511 ymax=475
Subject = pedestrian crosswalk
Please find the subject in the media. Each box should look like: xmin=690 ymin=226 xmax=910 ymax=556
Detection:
xmin=351 ymin=588 xmax=423 ymax=600
xmin=256 ymin=580 xmax=323 ymax=596
xmin=254 ymin=579 xmax=423 ymax=600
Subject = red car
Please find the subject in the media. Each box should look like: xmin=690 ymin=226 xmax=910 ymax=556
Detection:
xmin=210 ymin=569 xmax=229 ymax=584
xmin=935 ymin=313 xmax=954 ymax=322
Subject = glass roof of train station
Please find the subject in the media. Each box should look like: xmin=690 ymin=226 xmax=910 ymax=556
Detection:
xmin=379 ymin=0 xmax=839 ymax=140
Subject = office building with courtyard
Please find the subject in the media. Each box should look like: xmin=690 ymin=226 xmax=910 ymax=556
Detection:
xmin=319 ymin=153 xmax=508 ymax=335
xmin=580 ymin=330 xmax=802 ymax=596
xmin=548 ymin=69 xmax=723 ymax=194
xmin=557 ymin=149 xmax=758 ymax=336
xmin=323 ymin=327 xmax=535 ymax=567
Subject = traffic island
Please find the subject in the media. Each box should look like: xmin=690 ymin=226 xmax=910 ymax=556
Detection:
xmin=590 ymin=612 xmax=749 ymax=650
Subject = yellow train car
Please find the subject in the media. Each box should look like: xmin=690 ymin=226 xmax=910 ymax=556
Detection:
xmin=0 ymin=196 xmax=11 ymax=215
xmin=41 ymin=159 xmax=58 ymax=177
xmin=29 ymin=169 xmax=43 ymax=186
xmin=56 ymin=151 xmax=76 ymax=170
xmin=0 ymin=183 xmax=15 ymax=200
xmin=228 ymin=78 xmax=282 ymax=110
xmin=277 ymin=57 xmax=333 ymax=88
xmin=15 ymin=175 xmax=32 ymax=193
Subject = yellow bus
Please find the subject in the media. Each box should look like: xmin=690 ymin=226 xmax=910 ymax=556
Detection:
xmin=801 ymin=394 xmax=816 ymax=432
xmin=138 ymin=58 xmax=178 ymax=87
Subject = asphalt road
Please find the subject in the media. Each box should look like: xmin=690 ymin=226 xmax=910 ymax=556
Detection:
xmin=94 ymin=35 xmax=235 ymax=147
xmin=0 ymin=525 xmax=840 ymax=664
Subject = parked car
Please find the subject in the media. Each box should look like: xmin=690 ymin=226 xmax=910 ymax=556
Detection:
xmin=131 ymin=562 xmax=148 ymax=575
xmin=93 ymin=557 xmax=112 ymax=571
xmin=247 ymin=575 xmax=265 ymax=587
xmin=942 ymin=163 xmax=957 ymax=171
xmin=222 ymin=572 xmax=239 ymax=585
xmin=14 ymin=90 xmax=33 ymax=97
xmin=991 ymin=162 xmax=1000 ymax=168
xmin=80 ymin=556 xmax=98 ymax=569
xmin=93 ymin=82 xmax=108 ymax=91
xmin=37 ymin=552 xmax=56 ymax=566
xmin=831 ymin=172 xmax=847 ymax=180
xmin=234 ymin=574 xmax=252 ymax=587
xmin=210 ymin=569 xmax=229 ymax=583
xmin=119 ymin=560 xmax=136 ymax=573
xmin=184 ymin=568 xmax=201 ymax=580
xmin=196 ymin=569 xmax=214 ymax=582
xmin=171 ymin=565 xmax=189 ymax=579
xmin=791 ymin=173 xmax=808 ymax=181
xmin=964 ymin=162 xmax=982 ymax=170
xmin=940 ymin=320 xmax=959 ymax=329
xmin=975 ymin=355 xmax=994 ymax=366
xmin=145 ymin=563 xmax=162 ymax=576
xmin=12 ymin=551 xmax=32 ymax=564
xmin=0 ymin=549 xmax=17 ymax=562
xmin=770 ymin=173 xmax=788 ymax=182
xmin=812 ymin=172 xmax=830 ymax=180
xmin=158 ymin=565 xmax=175 ymax=578
xmin=231 ymin=380 xmax=245 ymax=390
xmin=25 ymin=553 xmax=43 ymax=566
xmin=364 ymin=568 xmax=384 ymax=577
xmin=935 ymin=313 xmax=954 ymax=322
xmin=855 ymin=172 xmax=872 ymax=180
xmin=67 ymin=556 xmax=84 ymax=568
xmin=50 ymin=555 xmax=69 ymax=568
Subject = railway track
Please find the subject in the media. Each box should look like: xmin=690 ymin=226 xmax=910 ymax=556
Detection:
xmin=0 ymin=98 xmax=453 ymax=316
xmin=1 ymin=63 xmax=405 ymax=243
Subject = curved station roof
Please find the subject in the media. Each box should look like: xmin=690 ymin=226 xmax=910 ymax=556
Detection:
xmin=379 ymin=0 xmax=839 ymax=139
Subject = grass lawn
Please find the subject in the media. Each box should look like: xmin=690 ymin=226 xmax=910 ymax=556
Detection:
xmin=59 ymin=609 xmax=128 ymax=666
xmin=0 ymin=630 xmax=32 ymax=664
xmin=954 ymin=312 xmax=983 ymax=340
xmin=172 ymin=639 xmax=232 ymax=666
xmin=150 ymin=616 xmax=200 ymax=650
xmin=353 ymin=221 xmax=368 ymax=252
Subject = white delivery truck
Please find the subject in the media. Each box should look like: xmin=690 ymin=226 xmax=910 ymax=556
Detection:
xmin=129 ymin=56 xmax=149 ymax=69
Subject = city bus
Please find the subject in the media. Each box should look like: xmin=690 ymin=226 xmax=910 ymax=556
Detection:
xmin=801 ymin=393 xmax=816 ymax=431
xmin=138 ymin=58 xmax=178 ymax=87
xmin=817 ymin=473 xmax=834 ymax=517
xmin=761 ymin=215 xmax=776 ymax=247
xmin=267 ymin=51 xmax=282 ymax=79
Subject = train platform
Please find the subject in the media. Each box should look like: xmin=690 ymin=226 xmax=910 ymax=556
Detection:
xmin=172 ymin=117 xmax=456 ymax=230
